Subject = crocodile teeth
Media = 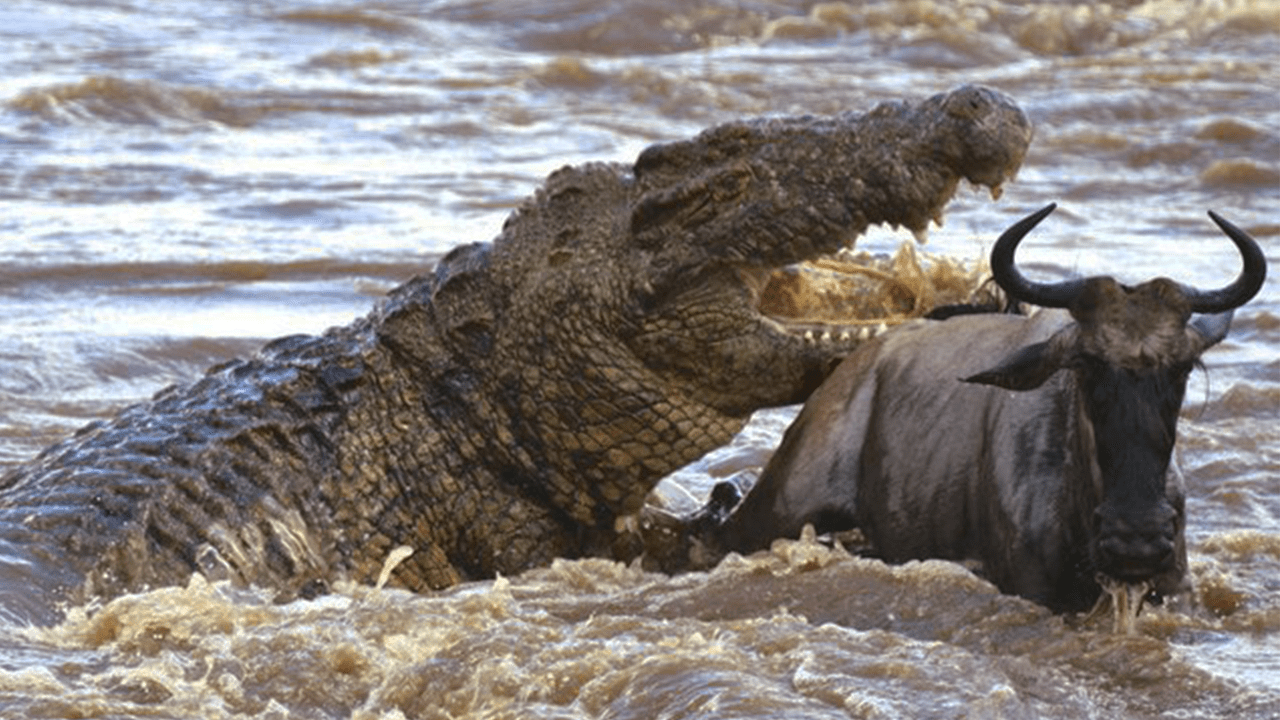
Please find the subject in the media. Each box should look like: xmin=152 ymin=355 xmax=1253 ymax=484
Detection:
xmin=801 ymin=325 xmax=890 ymax=344
xmin=614 ymin=514 xmax=640 ymax=534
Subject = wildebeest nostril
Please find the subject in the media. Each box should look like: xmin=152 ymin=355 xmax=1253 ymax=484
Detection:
xmin=1096 ymin=520 xmax=1176 ymax=580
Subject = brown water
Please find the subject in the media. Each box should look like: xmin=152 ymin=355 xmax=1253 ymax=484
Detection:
xmin=1 ymin=1 xmax=1277 ymax=717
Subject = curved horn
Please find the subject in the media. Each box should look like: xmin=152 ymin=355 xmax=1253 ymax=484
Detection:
xmin=989 ymin=203 xmax=1084 ymax=308
xmin=1183 ymin=212 xmax=1267 ymax=314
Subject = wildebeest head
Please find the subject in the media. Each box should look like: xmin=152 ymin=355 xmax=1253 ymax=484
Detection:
xmin=963 ymin=203 xmax=1266 ymax=592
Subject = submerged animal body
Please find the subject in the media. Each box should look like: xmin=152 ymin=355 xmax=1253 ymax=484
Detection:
xmin=0 ymin=86 xmax=1032 ymax=624
xmin=714 ymin=204 xmax=1266 ymax=612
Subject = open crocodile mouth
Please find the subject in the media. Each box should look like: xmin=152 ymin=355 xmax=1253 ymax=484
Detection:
xmin=740 ymin=241 xmax=993 ymax=339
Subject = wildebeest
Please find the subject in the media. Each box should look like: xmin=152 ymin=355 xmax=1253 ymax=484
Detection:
xmin=713 ymin=204 xmax=1267 ymax=612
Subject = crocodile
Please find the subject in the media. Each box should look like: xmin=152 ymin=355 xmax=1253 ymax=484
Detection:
xmin=0 ymin=85 xmax=1031 ymax=624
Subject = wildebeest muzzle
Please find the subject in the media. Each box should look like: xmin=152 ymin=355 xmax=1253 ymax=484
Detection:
xmin=1093 ymin=500 xmax=1179 ymax=583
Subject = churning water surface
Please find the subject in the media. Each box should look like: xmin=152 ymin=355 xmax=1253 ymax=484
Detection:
xmin=0 ymin=1 xmax=1277 ymax=718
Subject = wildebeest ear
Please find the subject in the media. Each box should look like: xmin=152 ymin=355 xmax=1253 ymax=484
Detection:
xmin=962 ymin=341 xmax=1063 ymax=391
xmin=1188 ymin=310 xmax=1234 ymax=351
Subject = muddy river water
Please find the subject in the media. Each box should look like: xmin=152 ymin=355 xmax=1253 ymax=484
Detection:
xmin=1 ymin=1 xmax=1277 ymax=718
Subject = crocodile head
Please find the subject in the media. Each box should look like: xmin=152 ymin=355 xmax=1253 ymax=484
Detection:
xmin=620 ymin=83 xmax=1030 ymax=415
xmin=392 ymin=85 xmax=1031 ymax=528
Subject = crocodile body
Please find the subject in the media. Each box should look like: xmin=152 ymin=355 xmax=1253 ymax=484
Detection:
xmin=0 ymin=85 xmax=1031 ymax=624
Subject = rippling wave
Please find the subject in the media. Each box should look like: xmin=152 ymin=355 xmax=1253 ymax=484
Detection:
xmin=9 ymin=75 xmax=443 ymax=129
xmin=10 ymin=76 xmax=254 ymax=127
